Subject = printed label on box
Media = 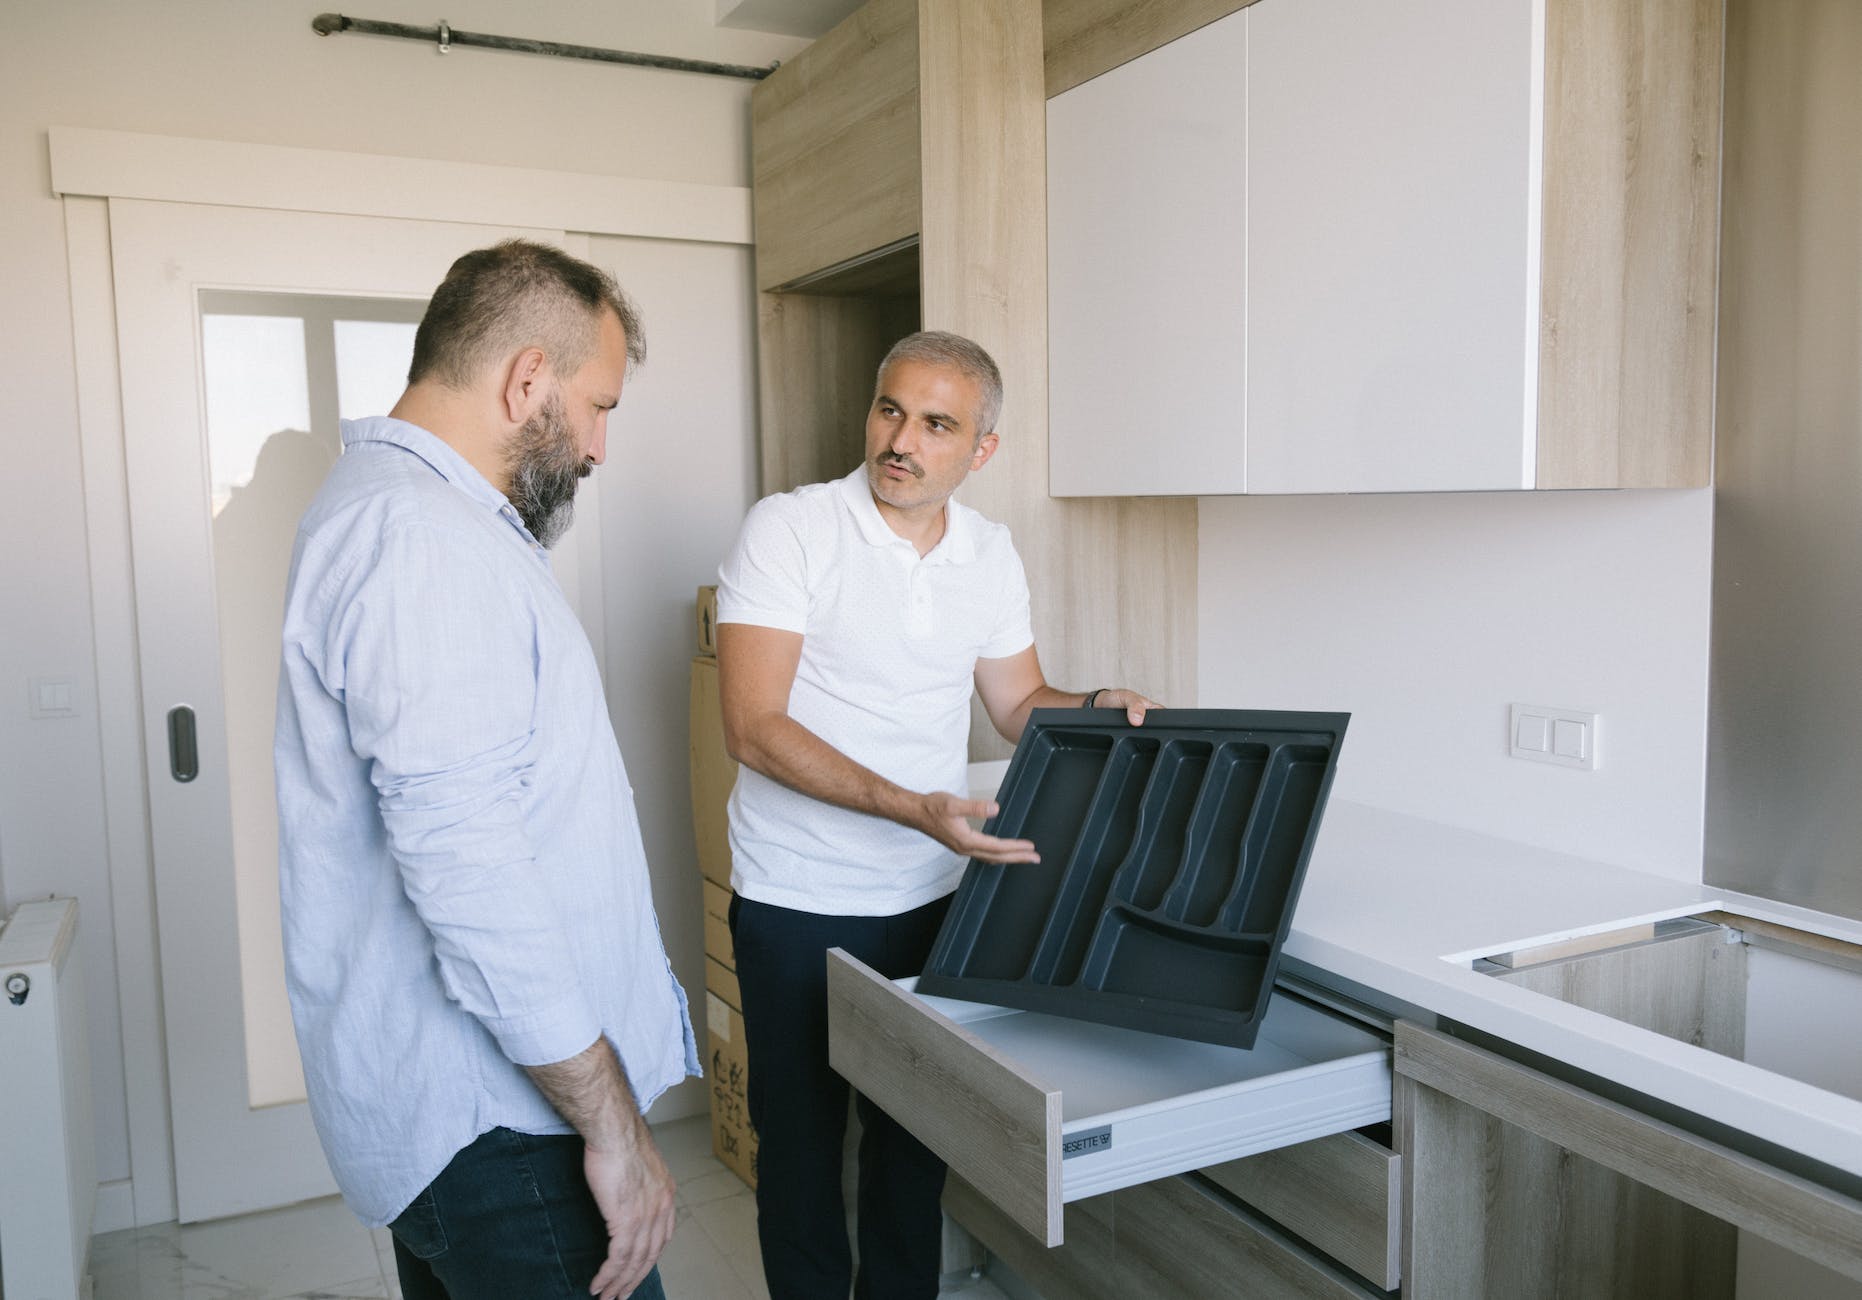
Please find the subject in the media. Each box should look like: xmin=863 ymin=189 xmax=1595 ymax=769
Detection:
xmin=1062 ymin=1126 xmax=1113 ymax=1159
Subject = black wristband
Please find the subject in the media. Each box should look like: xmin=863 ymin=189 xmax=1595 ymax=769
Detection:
xmin=1083 ymin=688 xmax=1107 ymax=709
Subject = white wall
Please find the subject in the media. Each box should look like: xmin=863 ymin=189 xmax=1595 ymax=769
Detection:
xmin=1197 ymin=489 xmax=1715 ymax=880
xmin=582 ymin=232 xmax=763 ymax=1122
xmin=1 ymin=0 xmax=801 ymax=1228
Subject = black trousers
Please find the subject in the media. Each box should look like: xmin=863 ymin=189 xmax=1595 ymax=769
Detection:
xmin=728 ymin=893 xmax=952 ymax=1300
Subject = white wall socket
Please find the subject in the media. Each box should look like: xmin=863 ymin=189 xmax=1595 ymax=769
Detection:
xmin=1509 ymin=703 xmax=1598 ymax=770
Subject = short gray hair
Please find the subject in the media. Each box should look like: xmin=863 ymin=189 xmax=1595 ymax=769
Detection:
xmin=875 ymin=331 xmax=1003 ymax=438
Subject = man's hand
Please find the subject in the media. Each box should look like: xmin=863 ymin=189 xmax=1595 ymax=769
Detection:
xmin=911 ymin=792 xmax=1040 ymax=863
xmin=1089 ymin=687 xmax=1163 ymax=727
xmin=523 ymin=1039 xmax=674 ymax=1299
xmin=585 ymin=1126 xmax=676 ymax=1300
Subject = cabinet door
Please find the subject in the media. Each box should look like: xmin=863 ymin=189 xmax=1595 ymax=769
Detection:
xmin=1047 ymin=7 xmax=1249 ymax=497
xmin=1246 ymin=0 xmax=1541 ymax=493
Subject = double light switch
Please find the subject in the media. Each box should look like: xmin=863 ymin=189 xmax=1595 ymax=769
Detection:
xmin=1510 ymin=703 xmax=1598 ymax=770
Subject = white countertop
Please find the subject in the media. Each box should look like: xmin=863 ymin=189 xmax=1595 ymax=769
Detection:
xmin=1290 ymin=799 xmax=1862 ymax=1182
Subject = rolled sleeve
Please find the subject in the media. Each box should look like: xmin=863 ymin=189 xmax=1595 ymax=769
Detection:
xmin=717 ymin=495 xmax=810 ymax=634
xmin=332 ymin=521 xmax=599 ymax=1067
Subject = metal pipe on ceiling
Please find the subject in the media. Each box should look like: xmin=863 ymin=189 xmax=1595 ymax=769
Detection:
xmin=310 ymin=13 xmax=777 ymax=81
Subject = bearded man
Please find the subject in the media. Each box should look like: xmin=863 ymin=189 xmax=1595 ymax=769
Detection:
xmin=275 ymin=240 xmax=696 ymax=1300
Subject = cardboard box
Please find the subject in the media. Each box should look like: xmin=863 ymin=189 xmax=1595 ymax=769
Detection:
xmin=705 ymin=990 xmax=758 ymax=1188
xmin=706 ymin=955 xmax=741 ymax=1022
xmin=695 ymin=584 xmax=719 ymax=657
xmin=689 ymin=657 xmax=737 ymax=887
xmin=700 ymin=882 xmax=729 ymax=968
xmin=702 ymin=878 xmax=731 ymax=924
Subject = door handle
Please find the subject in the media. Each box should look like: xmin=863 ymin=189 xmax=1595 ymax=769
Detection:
xmin=168 ymin=705 xmax=199 ymax=783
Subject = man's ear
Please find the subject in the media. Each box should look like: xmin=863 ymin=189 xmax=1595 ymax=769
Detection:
xmin=970 ymin=431 xmax=1001 ymax=471
xmin=500 ymin=347 xmax=550 ymax=425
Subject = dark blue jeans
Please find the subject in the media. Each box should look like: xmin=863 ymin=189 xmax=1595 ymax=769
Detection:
xmin=388 ymin=1126 xmax=666 ymax=1300
xmin=729 ymin=893 xmax=951 ymax=1300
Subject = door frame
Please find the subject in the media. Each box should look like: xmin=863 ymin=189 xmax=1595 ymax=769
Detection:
xmin=59 ymin=128 xmax=753 ymax=1228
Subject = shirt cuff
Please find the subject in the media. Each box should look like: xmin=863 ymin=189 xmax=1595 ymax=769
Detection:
xmin=715 ymin=603 xmax=808 ymax=636
xmin=481 ymin=998 xmax=604 ymax=1069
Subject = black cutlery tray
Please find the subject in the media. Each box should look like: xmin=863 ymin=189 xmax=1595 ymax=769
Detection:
xmin=918 ymin=708 xmax=1349 ymax=1049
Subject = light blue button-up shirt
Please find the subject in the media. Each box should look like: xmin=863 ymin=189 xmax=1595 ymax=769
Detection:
xmin=275 ymin=416 xmax=698 ymax=1227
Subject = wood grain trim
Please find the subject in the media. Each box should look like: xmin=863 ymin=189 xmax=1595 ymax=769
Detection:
xmin=1394 ymin=1022 xmax=1862 ymax=1282
xmin=921 ymin=0 xmax=1198 ymax=756
xmin=1200 ymin=1130 xmax=1402 ymax=1289
xmin=1118 ymin=1174 xmax=1372 ymax=1299
xmin=1492 ymin=927 xmax=1746 ymax=1058
xmin=1701 ymin=910 xmax=1862 ymax=976
xmin=1535 ymin=0 xmax=1723 ymax=488
xmin=754 ymin=291 xmax=916 ymax=495
xmin=826 ymin=949 xmax=1063 ymax=1245
xmin=750 ymin=0 xmax=920 ymax=290
xmin=944 ymin=1175 xmax=1122 ymax=1300
xmin=1042 ymin=0 xmax=1258 ymax=98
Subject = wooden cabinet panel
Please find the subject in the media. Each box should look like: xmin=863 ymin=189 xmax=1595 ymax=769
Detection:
xmin=946 ymin=1169 xmax=1380 ymax=1299
xmin=1202 ymin=1128 xmax=1401 ymax=1289
xmin=1536 ymin=0 xmax=1722 ymax=489
xmin=750 ymin=0 xmax=920 ymax=291
xmin=1115 ymin=1174 xmax=1372 ymax=1299
xmin=1043 ymin=0 xmax=1255 ymax=98
xmin=752 ymin=0 xmax=1198 ymax=751
xmin=1397 ymin=1022 xmax=1862 ymax=1290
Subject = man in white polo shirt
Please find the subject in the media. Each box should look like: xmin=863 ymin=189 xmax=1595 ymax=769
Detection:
xmin=714 ymin=330 xmax=1157 ymax=1300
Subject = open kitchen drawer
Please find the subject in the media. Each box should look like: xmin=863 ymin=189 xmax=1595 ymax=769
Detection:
xmin=828 ymin=950 xmax=1392 ymax=1247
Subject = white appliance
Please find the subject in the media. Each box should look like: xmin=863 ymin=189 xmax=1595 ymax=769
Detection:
xmin=0 ymin=898 xmax=95 ymax=1300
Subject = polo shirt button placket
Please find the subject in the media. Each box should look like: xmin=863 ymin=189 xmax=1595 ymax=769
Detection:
xmin=908 ymin=562 xmax=932 ymax=635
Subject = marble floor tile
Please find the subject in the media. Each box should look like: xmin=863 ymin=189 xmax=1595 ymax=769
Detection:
xmin=651 ymin=1113 xmax=724 ymax=1184
xmin=657 ymin=1204 xmax=756 ymax=1300
xmin=675 ymin=1164 xmax=749 ymax=1210
xmin=688 ymin=1191 xmax=770 ymax=1300
xmin=90 ymin=1108 xmax=1028 ymax=1300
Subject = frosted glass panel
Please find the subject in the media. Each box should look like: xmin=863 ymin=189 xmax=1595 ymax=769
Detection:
xmin=199 ymin=292 xmax=423 ymax=1109
xmin=336 ymin=319 xmax=419 ymax=419
xmin=201 ymin=315 xmax=312 ymax=514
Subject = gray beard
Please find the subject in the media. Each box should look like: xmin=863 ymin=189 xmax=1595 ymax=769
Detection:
xmin=506 ymin=396 xmax=588 ymax=549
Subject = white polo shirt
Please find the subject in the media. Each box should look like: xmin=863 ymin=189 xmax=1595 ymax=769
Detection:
xmin=717 ymin=466 xmax=1034 ymax=916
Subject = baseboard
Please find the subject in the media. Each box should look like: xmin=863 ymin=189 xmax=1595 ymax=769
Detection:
xmin=91 ymin=1178 xmax=135 ymax=1234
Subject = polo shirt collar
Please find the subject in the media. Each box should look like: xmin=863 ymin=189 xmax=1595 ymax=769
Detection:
xmin=835 ymin=464 xmax=977 ymax=565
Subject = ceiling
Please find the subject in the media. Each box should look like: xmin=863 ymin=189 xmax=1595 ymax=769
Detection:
xmin=713 ymin=0 xmax=865 ymax=39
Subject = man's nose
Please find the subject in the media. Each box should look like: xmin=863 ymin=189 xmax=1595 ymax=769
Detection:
xmin=587 ymin=418 xmax=609 ymax=466
xmin=889 ymin=422 xmax=920 ymax=456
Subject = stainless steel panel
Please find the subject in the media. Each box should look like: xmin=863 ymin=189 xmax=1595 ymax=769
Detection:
xmin=1708 ymin=0 xmax=1862 ymax=921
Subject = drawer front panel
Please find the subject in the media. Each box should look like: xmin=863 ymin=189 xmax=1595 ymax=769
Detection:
xmin=1117 ymin=1174 xmax=1378 ymax=1299
xmin=828 ymin=949 xmax=1063 ymax=1243
xmin=1201 ymin=1129 xmax=1401 ymax=1289
xmin=945 ymin=1172 xmax=1381 ymax=1299
xmin=831 ymin=949 xmax=1394 ymax=1248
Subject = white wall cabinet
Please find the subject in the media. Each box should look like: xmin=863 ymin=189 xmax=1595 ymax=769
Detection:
xmin=1048 ymin=0 xmax=1719 ymax=496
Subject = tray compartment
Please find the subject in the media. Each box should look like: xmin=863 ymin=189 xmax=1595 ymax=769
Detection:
xmin=1080 ymin=915 xmax=1273 ymax=1008
xmin=940 ymin=729 xmax=1113 ymax=982
xmin=1225 ymin=743 xmax=1332 ymax=934
xmin=1117 ymin=739 xmax=1213 ymax=912
xmin=1162 ymin=740 xmax=1272 ymax=926
xmin=919 ymin=709 xmax=1349 ymax=1049
xmin=1028 ymin=736 xmax=1160 ymax=986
